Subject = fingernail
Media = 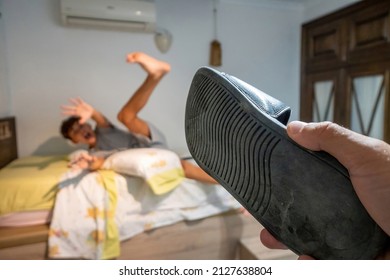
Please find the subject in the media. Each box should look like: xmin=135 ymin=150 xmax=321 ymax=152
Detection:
xmin=287 ymin=121 xmax=306 ymax=134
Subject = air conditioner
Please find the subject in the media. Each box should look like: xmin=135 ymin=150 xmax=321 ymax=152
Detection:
xmin=60 ymin=0 xmax=156 ymax=33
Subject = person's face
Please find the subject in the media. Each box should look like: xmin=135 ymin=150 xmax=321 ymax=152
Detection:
xmin=68 ymin=122 xmax=96 ymax=146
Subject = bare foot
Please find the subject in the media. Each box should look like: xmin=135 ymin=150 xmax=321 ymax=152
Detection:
xmin=126 ymin=52 xmax=170 ymax=79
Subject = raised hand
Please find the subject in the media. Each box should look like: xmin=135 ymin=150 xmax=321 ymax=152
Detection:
xmin=61 ymin=97 xmax=94 ymax=124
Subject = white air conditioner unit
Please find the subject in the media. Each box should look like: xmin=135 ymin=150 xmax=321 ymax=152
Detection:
xmin=60 ymin=0 xmax=156 ymax=33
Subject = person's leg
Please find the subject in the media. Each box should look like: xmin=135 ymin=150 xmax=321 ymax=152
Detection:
xmin=180 ymin=160 xmax=218 ymax=184
xmin=118 ymin=53 xmax=217 ymax=185
xmin=117 ymin=52 xmax=171 ymax=138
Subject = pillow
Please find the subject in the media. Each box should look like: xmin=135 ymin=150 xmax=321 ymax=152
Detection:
xmin=102 ymin=148 xmax=185 ymax=195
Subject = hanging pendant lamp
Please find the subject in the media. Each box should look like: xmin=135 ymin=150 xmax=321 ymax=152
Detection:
xmin=154 ymin=28 xmax=173 ymax=53
xmin=209 ymin=0 xmax=222 ymax=66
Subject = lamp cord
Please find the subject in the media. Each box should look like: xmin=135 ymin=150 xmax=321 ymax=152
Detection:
xmin=213 ymin=0 xmax=218 ymax=40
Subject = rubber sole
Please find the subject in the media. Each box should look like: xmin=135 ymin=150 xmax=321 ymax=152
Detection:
xmin=185 ymin=67 xmax=389 ymax=259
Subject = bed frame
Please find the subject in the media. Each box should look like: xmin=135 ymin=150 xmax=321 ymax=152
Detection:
xmin=0 ymin=117 xmax=17 ymax=168
xmin=0 ymin=210 xmax=263 ymax=260
xmin=0 ymin=116 xmax=267 ymax=260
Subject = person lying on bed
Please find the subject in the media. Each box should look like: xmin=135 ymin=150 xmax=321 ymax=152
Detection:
xmin=60 ymin=52 xmax=217 ymax=185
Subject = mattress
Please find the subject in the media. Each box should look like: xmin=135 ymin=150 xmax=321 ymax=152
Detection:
xmin=0 ymin=155 xmax=69 ymax=217
xmin=0 ymin=153 xmax=242 ymax=259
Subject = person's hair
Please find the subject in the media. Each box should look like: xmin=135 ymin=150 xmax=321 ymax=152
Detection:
xmin=60 ymin=116 xmax=80 ymax=140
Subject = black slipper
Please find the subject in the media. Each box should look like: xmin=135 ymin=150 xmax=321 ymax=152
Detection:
xmin=185 ymin=67 xmax=389 ymax=259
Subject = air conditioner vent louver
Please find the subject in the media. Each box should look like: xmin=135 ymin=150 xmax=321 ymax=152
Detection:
xmin=60 ymin=0 xmax=156 ymax=33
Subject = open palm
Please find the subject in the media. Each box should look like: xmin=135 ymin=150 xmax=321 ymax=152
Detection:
xmin=61 ymin=97 xmax=93 ymax=124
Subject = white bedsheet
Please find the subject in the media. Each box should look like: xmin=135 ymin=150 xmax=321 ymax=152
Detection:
xmin=48 ymin=169 xmax=240 ymax=259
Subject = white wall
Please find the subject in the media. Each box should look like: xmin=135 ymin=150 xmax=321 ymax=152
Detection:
xmin=218 ymin=0 xmax=303 ymax=117
xmin=0 ymin=0 xmax=10 ymax=118
xmin=0 ymin=0 xmax=358 ymax=157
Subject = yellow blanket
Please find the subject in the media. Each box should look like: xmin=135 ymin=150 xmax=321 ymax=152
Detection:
xmin=0 ymin=155 xmax=69 ymax=215
xmin=48 ymin=167 xmax=241 ymax=259
xmin=98 ymin=170 xmax=119 ymax=259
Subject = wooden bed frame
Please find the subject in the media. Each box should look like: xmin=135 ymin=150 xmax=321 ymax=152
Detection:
xmin=0 ymin=210 xmax=263 ymax=260
xmin=0 ymin=116 xmax=267 ymax=260
xmin=0 ymin=116 xmax=17 ymax=169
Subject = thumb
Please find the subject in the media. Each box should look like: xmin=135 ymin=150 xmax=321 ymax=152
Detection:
xmin=286 ymin=121 xmax=376 ymax=173
xmin=77 ymin=114 xmax=89 ymax=125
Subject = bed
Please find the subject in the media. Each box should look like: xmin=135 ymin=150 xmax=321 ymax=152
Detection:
xmin=0 ymin=116 xmax=265 ymax=260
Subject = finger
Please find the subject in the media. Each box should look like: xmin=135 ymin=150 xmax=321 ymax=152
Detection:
xmin=76 ymin=160 xmax=89 ymax=170
xmin=260 ymin=229 xmax=314 ymax=260
xmin=61 ymin=111 xmax=77 ymax=117
xmin=260 ymin=229 xmax=287 ymax=250
xmin=80 ymin=153 xmax=93 ymax=161
xmin=61 ymin=106 xmax=79 ymax=118
xmin=79 ymin=116 xmax=88 ymax=124
xmin=69 ymin=97 xmax=82 ymax=106
xmin=376 ymin=246 xmax=390 ymax=259
xmin=61 ymin=105 xmax=76 ymax=112
xmin=298 ymin=255 xmax=315 ymax=260
xmin=286 ymin=121 xmax=353 ymax=152
xmin=68 ymin=97 xmax=77 ymax=105
xmin=76 ymin=97 xmax=85 ymax=106
xmin=126 ymin=53 xmax=134 ymax=63
xmin=61 ymin=111 xmax=74 ymax=116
